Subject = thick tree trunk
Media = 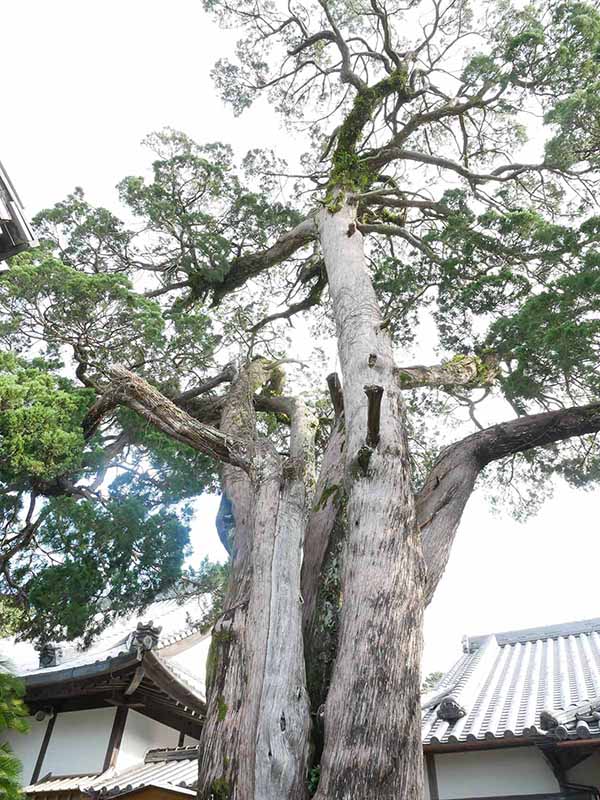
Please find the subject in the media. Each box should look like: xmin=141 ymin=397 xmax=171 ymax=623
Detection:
xmin=313 ymin=200 xmax=426 ymax=800
xmin=198 ymin=365 xmax=313 ymax=800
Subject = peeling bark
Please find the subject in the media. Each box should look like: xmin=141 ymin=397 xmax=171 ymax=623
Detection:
xmin=198 ymin=364 xmax=264 ymax=800
xmin=108 ymin=365 xmax=251 ymax=469
xmin=252 ymin=400 xmax=315 ymax=800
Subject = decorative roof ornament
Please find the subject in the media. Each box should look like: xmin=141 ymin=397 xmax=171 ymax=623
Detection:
xmin=129 ymin=621 xmax=162 ymax=659
xmin=540 ymin=697 xmax=600 ymax=739
xmin=37 ymin=643 xmax=61 ymax=669
xmin=436 ymin=695 xmax=466 ymax=722
xmin=0 ymin=161 xmax=36 ymax=261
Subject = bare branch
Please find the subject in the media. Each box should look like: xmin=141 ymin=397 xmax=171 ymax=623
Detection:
xmin=396 ymin=355 xmax=499 ymax=390
xmin=419 ymin=401 xmax=600 ymax=604
xmin=109 ymin=365 xmax=252 ymax=470
xmin=175 ymin=364 xmax=237 ymax=403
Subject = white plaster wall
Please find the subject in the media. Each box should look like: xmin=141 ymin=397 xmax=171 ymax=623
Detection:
xmin=566 ymin=752 xmax=600 ymax=788
xmin=43 ymin=707 xmax=116 ymax=776
xmin=116 ymin=709 xmax=180 ymax=771
xmin=435 ymin=747 xmax=560 ymax=799
xmin=2 ymin=715 xmax=48 ymax=785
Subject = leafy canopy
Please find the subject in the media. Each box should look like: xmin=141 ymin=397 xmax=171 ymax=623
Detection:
xmin=4 ymin=0 xmax=600 ymax=639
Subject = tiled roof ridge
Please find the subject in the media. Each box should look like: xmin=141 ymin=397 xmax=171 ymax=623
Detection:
xmin=145 ymin=745 xmax=200 ymax=763
xmin=468 ymin=617 xmax=600 ymax=650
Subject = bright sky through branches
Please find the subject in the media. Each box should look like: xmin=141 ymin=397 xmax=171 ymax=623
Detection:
xmin=2 ymin=0 xmax=600 ymax=674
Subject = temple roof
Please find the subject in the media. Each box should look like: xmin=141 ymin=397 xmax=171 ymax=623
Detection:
xmin=24 ymin=746 xmax=199 ymax=798
xmin=422 ymin=617 xmax=600 ymax=746
xmin=5 ymin=598 xmax=207 ymax=679
xmin=3 ymin=598 xmax=211 ymax=736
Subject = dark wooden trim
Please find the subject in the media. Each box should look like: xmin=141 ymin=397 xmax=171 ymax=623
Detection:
xmin=425 ymin=752 xmax=439 ymax=800
xmin=424 ymin=737 xmax=531 ymax=753
xmin=445 ymin=794 xmax=590 ymax=800
xmin=103 ymin=705 xmax=128 ymax=771
xmin=30 ymin=712 xmax=57 ymax=784
xmin=143 ymin=652 xmax=205 ymax=712
xmin=139 ymin=701 xmax=202 ymax=740
xmin=178 ymin=731 xmax=185 ymax=747
xmin=424 ymin=736 xmax=600 ymax=755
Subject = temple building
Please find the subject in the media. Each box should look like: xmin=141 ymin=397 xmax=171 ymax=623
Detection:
xmin=3 ymin=598 xmax=208 ymax=799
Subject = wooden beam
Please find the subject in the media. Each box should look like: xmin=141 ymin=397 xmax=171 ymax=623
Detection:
xmin=30 ymin=713 xmax=57 ymax=784
xmin=105 ymin=697 xmax=145 ymax=708
xmin=125 ymin=666 xmax=145 ymax=696
xmin=425 ymin=752 xmax=439 ymax=800
xmin=103 ymin=705 xmax=128 ymax=771
xmin=140 ymin=701 xmax=202 ymax=740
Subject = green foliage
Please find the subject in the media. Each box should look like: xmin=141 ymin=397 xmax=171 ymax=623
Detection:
xmin=0 ymin=663 xmax=28 ymax=800
xmin=0 ymin=601 xmax=23 ymax=638
xmin=13 ymin=495 xmax=190 ymax=643
xmin=488 ymin=268 xmax=600 ymax=407
xmin=0 ymin=353 xmax=91 ymax=481
xmin=308 ymin=765 xmax=321 ymax=795
xmin=0 ymin=248 xmax=164 ymax=368
xmin=115 ymin=130 xmax=301 ymax=301
xmin=210 ymin=776 xmax=231 ymax=800
xmin=421 ymin=671 xmax=444 ymax=692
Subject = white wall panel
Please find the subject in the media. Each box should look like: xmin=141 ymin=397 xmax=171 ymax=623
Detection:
xmin=2 ymin=715 xmax=48 ymax=785
xmin=435 ymin=747 xmax=559 ymax=798
xmin=117 ymin=709 xmax=180 ymax=770
xmin=42 ymin=707 xmax=116 ymax=776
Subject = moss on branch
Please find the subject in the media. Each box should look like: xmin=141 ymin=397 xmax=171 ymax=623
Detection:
xmin=326 ymin=67 xmax=410 ymax=210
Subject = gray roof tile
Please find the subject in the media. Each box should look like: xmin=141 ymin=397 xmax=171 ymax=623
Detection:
xmin=25 ymin=748 xmax=199 ymax=797
xmin=423 ymin=617 xmax=600 ymax=745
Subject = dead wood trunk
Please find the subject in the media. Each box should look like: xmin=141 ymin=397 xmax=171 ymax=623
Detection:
xmin=197 ymin=365 xmax=313 ymax=800
xmin=313 ymin=200 xmax=426 ymax=800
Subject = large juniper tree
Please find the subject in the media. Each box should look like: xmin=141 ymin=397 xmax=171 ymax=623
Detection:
xmin=4 ymin=1 xmax=600 ymax=797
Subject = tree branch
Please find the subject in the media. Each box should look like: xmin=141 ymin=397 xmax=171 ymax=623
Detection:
xmin=419 ymin=401 xmax=600 ymax=604
xmin=368 ymin=148 xmax=547 ymax=185
xmin=109 ymin=365 xmax=253 ymax=470
xmin=395 ymin=355 xmax=499 ymax=390
xmin=205 ymin=216 xmax=317 ymax=304
xmin=175 ymin=364 xmax=237 ymax=403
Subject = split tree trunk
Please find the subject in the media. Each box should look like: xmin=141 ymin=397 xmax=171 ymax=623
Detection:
xmin=199 ymin=200 xmax=427 ymax=799
xmin=313 ymin=199 xmax=426 ymax=800
xmin=198 ymin=365 xmax=313 ymax=800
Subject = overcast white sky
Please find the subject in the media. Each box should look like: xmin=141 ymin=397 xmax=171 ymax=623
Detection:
xmin=2 ymin=0 xmax=600 ymax=676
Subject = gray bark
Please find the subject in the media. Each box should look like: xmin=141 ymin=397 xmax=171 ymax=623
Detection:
xmin=198 ymin=364 xmax=313 ymax=800
xmin=420 ymin=401 xmax=600 ymax=604
xmin=253 ymin=400 xmax=315 ymax=800
xmin=313 ymin=200 xmax=425 ymax=800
